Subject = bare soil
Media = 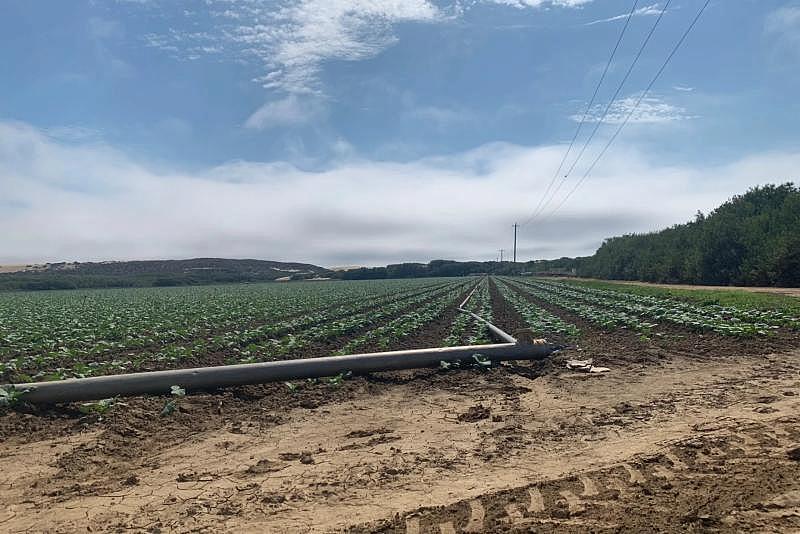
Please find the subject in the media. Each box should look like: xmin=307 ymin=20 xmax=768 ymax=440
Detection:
xmin=1 ymin=284 xmax=799 ymax=533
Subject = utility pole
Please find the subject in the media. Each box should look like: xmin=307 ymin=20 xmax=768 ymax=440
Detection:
xmin=513 ymin=223 xmax=518 ymax=263
xmin=500 ymin=249 xmax=504 ymax=262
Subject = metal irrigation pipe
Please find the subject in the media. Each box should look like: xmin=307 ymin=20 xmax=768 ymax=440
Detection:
xmin=8 ymin=341 xmax=558 ymax=404
xmin=457 ymin=277 xmax=517 ymax=344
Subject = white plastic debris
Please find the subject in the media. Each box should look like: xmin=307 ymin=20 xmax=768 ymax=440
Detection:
xmin=565 ymin=359 xmax=610 ymax=373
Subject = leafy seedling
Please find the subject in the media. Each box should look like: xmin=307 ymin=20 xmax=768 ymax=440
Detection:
xmin=471 ymin=354 xmax=493 ymax=371
xmin=326 ymin=371 xmax=352 ymax=387
xmin=285 ymin=381 xmax=298 ymax=393
xmin=79 ymin=397 xmax=124 ymax=416
xmin=161 ymin=385 xmax=186 ymax=416
xmin=0 ymin=385 xmax=28 ymax=409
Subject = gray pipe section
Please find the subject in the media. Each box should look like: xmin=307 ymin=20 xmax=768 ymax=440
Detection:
xmin=457 ymin=277 xmax=517 ymax=344
xmin=9 ymin=342 xmax=557 ymax=404
xmin=459 ymin=310 xmax=517 ymax=344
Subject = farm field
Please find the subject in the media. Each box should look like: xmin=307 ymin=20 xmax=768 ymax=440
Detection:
xmin=1 ymin=276 xmax=800 ymax=532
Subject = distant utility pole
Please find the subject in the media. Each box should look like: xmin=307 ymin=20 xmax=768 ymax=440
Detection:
xmin=500 ymin=249 xmax=504 ymax=262
xmin=513 ymin=223 xmax=518 ymax=263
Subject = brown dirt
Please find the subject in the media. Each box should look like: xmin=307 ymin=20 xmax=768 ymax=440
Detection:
xmin=1 ymin=279 xmax=799 ymax=533
xmin=563 ymin=277 xmax=800 ymax=298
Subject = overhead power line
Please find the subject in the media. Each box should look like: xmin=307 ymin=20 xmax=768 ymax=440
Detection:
xmin=530 ymin=0 xmax=672 ymax=224
xmin=521 ymin=0 xmax=641 ymax=228
xmin=544 ymin=0 xmax=712 ymax=220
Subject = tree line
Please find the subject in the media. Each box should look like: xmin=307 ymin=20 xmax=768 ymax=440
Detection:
xmin=574 ymin=183 xmax=800 ymax=286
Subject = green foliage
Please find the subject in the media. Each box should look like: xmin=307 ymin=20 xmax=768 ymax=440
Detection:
xmin=471 ymin=354 xmax=492 ymax=369
xmin=568 ymin=279 xmax=800 ymax=316
xmin=577 ymin=184 xmax=800 ymax=286
xmin=0 ymin=385 xmax=28 ymax=408
xmin=79 ymin=397 xmax=122 ymax=416
xmin=506 ymin=277 xmax=799 ymax=337
xmin=161 ymin=384 xmax=186 ymax=416
xmin=0 ymin=278 xmax=463 ymax=382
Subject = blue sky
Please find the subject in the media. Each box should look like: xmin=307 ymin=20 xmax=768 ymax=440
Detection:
xmin=1 ymin=1 xmax=799 ymax=266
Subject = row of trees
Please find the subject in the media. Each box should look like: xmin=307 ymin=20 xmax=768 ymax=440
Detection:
xmin=576 ymin=183 xmax=800 ymax=286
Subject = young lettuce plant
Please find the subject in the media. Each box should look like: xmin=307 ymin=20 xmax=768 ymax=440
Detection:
xmin=0 ymin=385 xmax=28 ymax=409
xmin=79 ymin=397 xmax=125 ymax=417
xmin=161 ymin=385 xmax=186 ymax=416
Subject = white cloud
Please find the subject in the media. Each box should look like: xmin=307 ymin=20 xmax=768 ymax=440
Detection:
xmin=585 ymin=3 xmax=661 ymax=26
xmin=573 ymin=94 xmax=697 ymax=124
xmin=42 ymin=126 xmax=103 ymax=143
xmin=673 ymin=85 xmax=694 ymax=92
xmin=131 ymin=0 xmax=598 ymax=126
xmin=0 ymin=119 xmax=792 ymax=266
xmin=765 ymin=5 xmax=800 ymax=36
xmin=765 ymin=6 xmax=800 ymax=57
xmin=245 ymin=95 xmax=326 ymax=130
xmin=480 ymin=0 xmax=591 ymax=7
xmin=140 ymin=0 xmax=595 ymax=96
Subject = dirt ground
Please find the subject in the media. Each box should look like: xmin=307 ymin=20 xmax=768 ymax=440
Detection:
xmin=1 ymin=284 xmax=800 ymax=533
xmin=2 ymin=356 xmax=799 ymax=532
xmin=565 ymin=277 xmax=800 ymax=298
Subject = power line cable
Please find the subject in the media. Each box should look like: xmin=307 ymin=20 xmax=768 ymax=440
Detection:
xmin=533 ymin=0 xmax=672 ymax=221
xmin=544 ymin=0 xmax=712 ymax=220
xmin=521 ymin=0 xmax=641 ymax=228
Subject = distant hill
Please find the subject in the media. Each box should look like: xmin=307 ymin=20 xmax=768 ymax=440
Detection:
xmin=0 ymin=258 xmax=332 ymax=291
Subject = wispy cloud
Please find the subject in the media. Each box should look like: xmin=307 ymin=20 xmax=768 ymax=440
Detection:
xmin=132 ymin=0 xmax=598 ymax=128
xmin=765 ymin=6 xmax=800 ymax=57
xmin=673 ymin=85 xmax=694 ymax=92
xmin=42 ymin=125 xmax=104 ymax=143
xmin=572 ymin=94 xmax=697 ymax=124
xmin=479 ymin=0 xmax=593 ymax=8
xmin=245 ymin=95 xmax=326 ymax=130
xmin=585 ymin=2 xmax=662 ymax=26
xmin=140 ymin=0 xmax=596 ymax=97
xmin=142 ymin=1 xmax=442 ymax=95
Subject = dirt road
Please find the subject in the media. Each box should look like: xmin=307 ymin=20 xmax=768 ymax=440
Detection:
xmin=2 ymin=347 xmax=799 ymax=533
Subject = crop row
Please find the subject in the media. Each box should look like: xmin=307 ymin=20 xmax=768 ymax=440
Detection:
xmin=493 ymin=278 xmax=580 ymax=339
xmin=444 ymin=277 xmax=494 ymax=346
xmin=0 ymin=278 xmax=470 ymax=381
xmin=336 ymin=281 xmax=472 ymax=354
xmin=515 ymin=278 xmax=787 ymax=337
xmin=0 ymin=280 xmax=449 ymax=362
xmin=502 ymin=278 xmax=656 ymax=333
xmin=548 ymin=281 xmax=800 ymax=331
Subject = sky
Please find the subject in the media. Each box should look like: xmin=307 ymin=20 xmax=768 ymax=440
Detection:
xmin=1 ymin=0 xmax=799 ymax=267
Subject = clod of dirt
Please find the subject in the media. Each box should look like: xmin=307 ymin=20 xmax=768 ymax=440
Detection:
xmin=345 ymin=427 xmax=392 ymax=438
xmin=788 ymin=446 xmax=800 ymax=461
xmin=262 ymin=493 xmax=286 ymax=505
xmin=457 ymin=404 xmax=491 ymax=423
xmin=278 ymin=451 xmax=315 ymax=464
xmin=753 ymin=406 xmax=779 ymax=414
xmin=614 ymin=402 xmax=635 ymax=414
xmin=122 ymin=475 xmax=139 ymax=486
xmin=176 ymin=471 xmax=215 ymax=482
xmin=754 ymin=395 xmax=779 ymax=404
xmin=246 ymin=459 xmax=286 ymax=474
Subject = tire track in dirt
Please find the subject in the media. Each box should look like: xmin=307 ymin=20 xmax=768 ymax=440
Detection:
xmin=352 ymin=413 xmax=800 ymax=533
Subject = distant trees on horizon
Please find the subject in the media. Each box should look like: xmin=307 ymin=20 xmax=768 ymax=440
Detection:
xmin=576 ymin=183 xmax=800 ymax=286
